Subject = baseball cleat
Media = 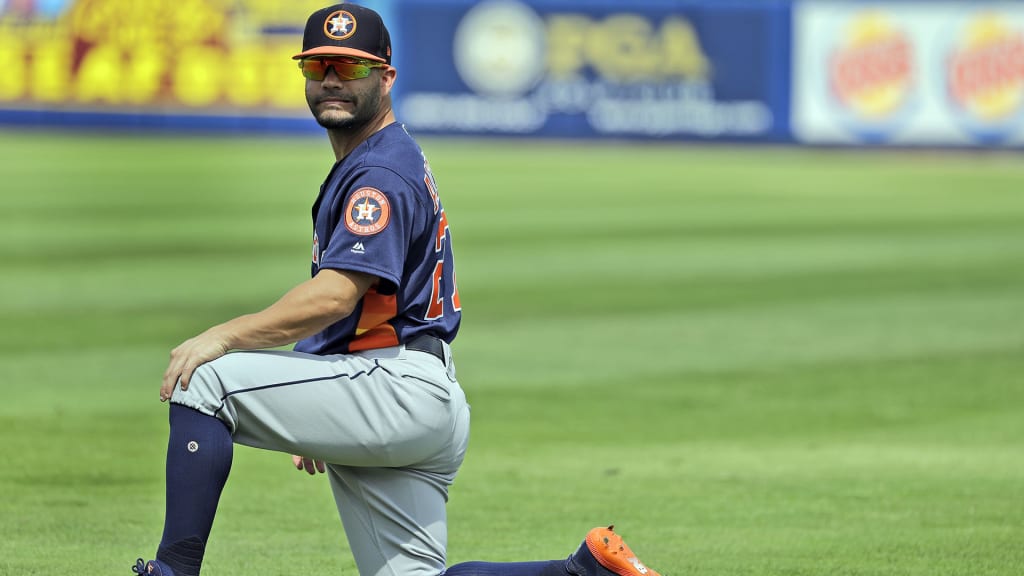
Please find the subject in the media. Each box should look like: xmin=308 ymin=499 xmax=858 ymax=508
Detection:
xmin=132 ymin=558 xmax=175 ymax=575
xmin=567 ymin=525 xmax=662 ymax=576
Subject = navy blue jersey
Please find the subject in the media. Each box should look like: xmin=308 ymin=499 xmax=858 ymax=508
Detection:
xmin=294 ymin=123 xmax=461 ymax=355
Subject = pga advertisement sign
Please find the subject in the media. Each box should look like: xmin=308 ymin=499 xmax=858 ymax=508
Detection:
xmin=390 ymin=0 xmax=791 ymax=141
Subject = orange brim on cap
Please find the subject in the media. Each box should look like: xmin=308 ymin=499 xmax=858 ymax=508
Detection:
xmin=292 ymin=46 xmax=388 ymax=62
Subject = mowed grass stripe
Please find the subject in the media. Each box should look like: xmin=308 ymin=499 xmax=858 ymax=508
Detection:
xmin=455 ymin=292 xmax=1024 ymax=389
xmin=464 ymin=346 xmax=1024 ymax=442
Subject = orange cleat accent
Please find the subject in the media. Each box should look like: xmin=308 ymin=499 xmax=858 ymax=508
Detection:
xmin=584 ymin=525 xmax=662 ymax=576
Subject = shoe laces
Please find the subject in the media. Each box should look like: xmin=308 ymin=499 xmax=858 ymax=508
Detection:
xmin=132 ymin=559 xmax=147 ymax=575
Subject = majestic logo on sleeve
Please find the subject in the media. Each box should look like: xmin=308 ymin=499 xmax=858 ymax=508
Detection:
xmin=344 ymin=187 xmax=391 ymax=236
xmin=325 ymin=10 xmax=357 ymax=40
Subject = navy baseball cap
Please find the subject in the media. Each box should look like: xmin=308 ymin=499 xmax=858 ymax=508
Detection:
xmin=293 ymin=3 xmax=392 ymax=64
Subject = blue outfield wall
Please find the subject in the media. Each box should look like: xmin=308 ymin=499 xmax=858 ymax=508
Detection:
xmin=1 ymin=0 xmax=1021 ymax=147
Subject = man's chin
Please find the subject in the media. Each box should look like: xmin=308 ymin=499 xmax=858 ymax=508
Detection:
xmin=316 ymin=110 xmax=356 ymax=129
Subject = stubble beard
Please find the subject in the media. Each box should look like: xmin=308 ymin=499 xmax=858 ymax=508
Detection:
xmin=311 ymin=87 xmax=381 ymax=131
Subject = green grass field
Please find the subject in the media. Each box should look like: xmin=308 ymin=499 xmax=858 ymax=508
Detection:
xmin=1 ymin=129 xmax=1023 ymax=575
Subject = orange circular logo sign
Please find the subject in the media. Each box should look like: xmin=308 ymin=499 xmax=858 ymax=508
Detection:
xmin=345 ymin=187 xmax=390 ymax=236
xmin=829 ymin=12 xmax=914 ymax=120
xmin=947 ymin=15 xmax=1024 ymax=122
xmin=324 ymin=10 xmax=357 ymax=41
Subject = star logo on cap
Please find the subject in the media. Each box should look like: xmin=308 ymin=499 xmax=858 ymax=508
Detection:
xmin=330 ymin=14 xmax=352 ymax=35
xmin=324 ymin=10 xmax=357 ymax=40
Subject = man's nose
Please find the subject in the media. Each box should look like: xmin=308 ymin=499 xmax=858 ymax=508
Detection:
xmin=321 ymin=65 xmax=345 ymax=85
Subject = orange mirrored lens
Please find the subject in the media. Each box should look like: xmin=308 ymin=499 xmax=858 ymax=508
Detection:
xmin=299 ymin=58 xmax=382 ymax=81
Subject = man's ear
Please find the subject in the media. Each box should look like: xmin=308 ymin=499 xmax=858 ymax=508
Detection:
xmin=381 ymin=67 xmax=397 ymax=94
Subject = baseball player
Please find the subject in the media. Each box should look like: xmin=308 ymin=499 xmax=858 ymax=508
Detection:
xmin=132 ymin=4 xmax=661 ymax=576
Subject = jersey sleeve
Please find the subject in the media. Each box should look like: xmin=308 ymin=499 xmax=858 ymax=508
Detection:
xmin=317 ymin=167 xmax=416 ymax=294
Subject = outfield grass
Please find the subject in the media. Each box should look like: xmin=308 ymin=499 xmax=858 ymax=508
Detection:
xmin=1 ymin=129 xmax=1023 ymax=575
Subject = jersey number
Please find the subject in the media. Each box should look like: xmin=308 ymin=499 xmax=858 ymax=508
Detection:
xmin=426 ymin=260 xmax=461 ymax=320
xmin=424 ymin=163 xmax=461 ymax=321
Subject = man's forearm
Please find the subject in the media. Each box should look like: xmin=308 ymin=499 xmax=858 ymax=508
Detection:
xmin=218 ymin=270 xmax=372 ymax=350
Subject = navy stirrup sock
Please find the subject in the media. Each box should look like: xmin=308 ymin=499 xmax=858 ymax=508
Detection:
xmin=444 ymin=560 xmax=569 ymax=576
xmin=156 ymin=404 xmax=233 ymax=576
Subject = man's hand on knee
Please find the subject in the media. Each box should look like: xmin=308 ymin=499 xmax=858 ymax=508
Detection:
xmin=160 ymin=328 xmax=232 ymax=402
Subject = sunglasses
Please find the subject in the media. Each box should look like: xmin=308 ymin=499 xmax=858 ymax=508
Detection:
xmin=299 ymin=57 xmax=386 ymax=81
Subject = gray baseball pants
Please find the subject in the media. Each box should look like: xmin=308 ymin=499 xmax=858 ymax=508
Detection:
xmin=169 ymin=341 xmax=471 ymax=576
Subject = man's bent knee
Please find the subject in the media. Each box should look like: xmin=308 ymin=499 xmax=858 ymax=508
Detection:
xmin=169 ymin=359 xmax=232 ymax=423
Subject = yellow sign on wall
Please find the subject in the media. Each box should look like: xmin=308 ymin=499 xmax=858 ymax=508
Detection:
xmin=0 ymin=0 xmax=324 ymax=114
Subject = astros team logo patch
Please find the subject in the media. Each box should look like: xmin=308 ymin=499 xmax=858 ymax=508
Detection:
xmin=345 ymin=187 xmax=391 ymax=236
xmin=325 ymin=10 xmax=357 ymax=40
